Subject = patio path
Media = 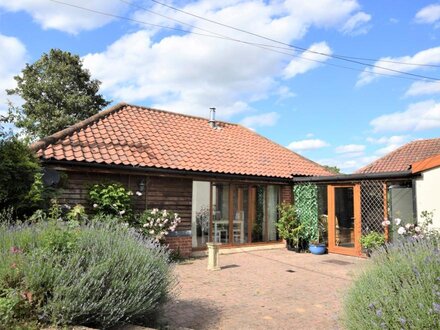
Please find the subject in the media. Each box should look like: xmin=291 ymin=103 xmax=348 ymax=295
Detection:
xmin=162 ymin=248 xmax=366 ymax=330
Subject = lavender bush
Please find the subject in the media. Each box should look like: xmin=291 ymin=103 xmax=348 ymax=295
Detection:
xmin=342 ymin=237 xmax=440 ymax=329
xmin=0 ymin=220 xmax=177 ymax=328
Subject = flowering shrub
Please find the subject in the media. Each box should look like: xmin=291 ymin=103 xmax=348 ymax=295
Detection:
xmin=88 ymin=183 xmax=133 ymax=217
xmin=382 ymin=211 xmax=439 ymax=241
xmin=137 ymin=209 xmax=181 ymax=242
xmin=342 ymin=236 xmax=440 ymax=329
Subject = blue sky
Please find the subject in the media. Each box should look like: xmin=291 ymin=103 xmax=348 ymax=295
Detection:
xmin=1 ymin=0 xmax=440 ymax=173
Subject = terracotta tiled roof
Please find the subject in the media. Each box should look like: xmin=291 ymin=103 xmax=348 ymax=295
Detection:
xmin=356 ymin=138 xmax=440 ymax=174
xmin=32 ymin=103 xmax=331 ymax=179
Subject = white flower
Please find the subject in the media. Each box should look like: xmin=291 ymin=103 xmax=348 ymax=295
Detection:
xmin=405 ymin=223 xmax=412 ymax=230
xmin=397 ymin=227 xmax=406 ymax=235
xmin=149 ymin=230 xmax=155 ymax=234
xmin=395 ymin=218 xmax=401 ymax=226
xmin=119 ymin=210 xmax=125 ymax=215
xmin=93 ymin=203 xmax=98 ymax=208
xmin=382 ymin=220 xmax=391 ymax=226
xmin=127 ymin=191 xmax=133 ymax=196
xmin=136 ymin=191 xmax=142 ymax=196
xmin=143 ymin=224 xmax=148 ymax=228
xmin=415 ymin=226 xmax=421 ymax=233
xmin=152 ymin=208 xmax=158 ymax=215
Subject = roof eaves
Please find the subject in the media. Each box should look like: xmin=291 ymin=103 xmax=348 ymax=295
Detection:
xmin=30 ymin=102 xmax=128 ymax=152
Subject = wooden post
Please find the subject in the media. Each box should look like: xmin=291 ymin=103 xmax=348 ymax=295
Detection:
xmin=383 ymin=182 xmax=389 ymax=242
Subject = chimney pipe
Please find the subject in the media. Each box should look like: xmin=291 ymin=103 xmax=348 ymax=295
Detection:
xmin=209 ymin=107 xmax=216 ymax=128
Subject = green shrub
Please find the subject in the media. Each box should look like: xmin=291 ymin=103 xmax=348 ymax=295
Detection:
xmin=0 ymin=136 xmax=41 ymax=218
xmin=359 ymin=231 xmax=386 ymax=250
xmin=89 ymin=183 xmax=133 ymax=218
xmin=342 ymin=237 xmax=440 ymax=329
xmin=0 ymin=221 xmax=176 ymax=329
xmin=276 ymin=203 xmax=303 ymax=247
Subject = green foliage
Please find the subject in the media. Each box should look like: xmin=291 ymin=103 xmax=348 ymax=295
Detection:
xmin=323 ymin=165 xmax=341 ymax=174
xmin=293 ymin=184 xmax=318 ymax=242
xmin=89 ymin=182 xmax=133 ymax=218
xmin=342 ymin=237 xmax=440 ymax=329
xmin=359 ymin=231 xmax=386 ymax=250
xmin=0 ymin=220 xmax=176 ymax=328
xmin=6 ymin=49 xmax=110 ymax=139
xmin=0 ymin=136 xmax=40 ymax=217
xmin=276 ymin=203 xmax=303 ymax=247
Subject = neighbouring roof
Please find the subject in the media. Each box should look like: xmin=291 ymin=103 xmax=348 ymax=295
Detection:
xmin=32 ymin=103 xmax=331 ymax=179
xmin=356 ymin=138 xmax=440 ymax=174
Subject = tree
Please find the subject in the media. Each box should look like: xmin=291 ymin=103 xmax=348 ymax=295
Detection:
xmin=324 ymin=165 xmax=341 ymax=174
xmin=6 ymin=49 xmax=110 ymax=139
xmin=0 ymin=134 xmax=41 ymax=216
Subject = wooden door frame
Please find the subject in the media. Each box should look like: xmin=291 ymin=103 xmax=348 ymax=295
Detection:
xmin=327 ymin=184 xmax=362 ymax=257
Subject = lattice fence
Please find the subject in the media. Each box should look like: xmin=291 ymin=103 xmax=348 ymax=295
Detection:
xmin=360 ymin=180 xmax=386 ymax=235
xmin=293 ymin=180 xmax=387 ymax=238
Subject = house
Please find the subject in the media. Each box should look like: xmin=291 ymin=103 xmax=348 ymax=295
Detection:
xmin=31 ymin=103 xmax=331 ymax=256
xmin=292 ymin=137 xmax=440 ymax=257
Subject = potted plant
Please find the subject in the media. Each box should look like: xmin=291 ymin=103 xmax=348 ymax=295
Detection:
xmin=360 ymin=231 xmax=385 ymax=257
xmin=309 ymin=214 xmax=327 ymax=255
xmin=276 ymin=203 xmax=303 ymax=252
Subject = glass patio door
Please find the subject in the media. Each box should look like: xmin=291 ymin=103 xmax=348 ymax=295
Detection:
xmin=327 ymin=184 xmax=361 ymax=256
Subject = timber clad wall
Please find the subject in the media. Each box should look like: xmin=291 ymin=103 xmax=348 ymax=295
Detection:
xmin=280 ymin=185 xmax=293 ymax=203
xmin=146 ymin=177 xmax=192 ymax=231
xmin=54 ymin=169 xmax=192 ymax=230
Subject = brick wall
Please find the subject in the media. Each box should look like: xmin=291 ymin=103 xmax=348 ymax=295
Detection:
xmin=280 ymin=185 xmax=293 ymax=203
xmin=165 ymin=235 xmax=192 ymax=257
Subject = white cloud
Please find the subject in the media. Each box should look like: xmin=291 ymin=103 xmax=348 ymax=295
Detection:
xmin=306 ymin=133 xmax=314 ymax=137
xmin=318 ymin=155 xmax=378 ymax=173
xmin=283 ymin=42 xmax=332 ymax=79
xmin=335 ymin=144 xmax=365 ymax=153
xmin=367 ymin=135 xmax=410 ymax=156
xmin=240 ymin=112 xmax=280 ymax=128
xmin=286 ymin=139 xmax=329 ymax=151
xmin=356 ymin=46 xmax=440 ymax=86
xmin=0 ymin=34 xmax=27 ymax=116
xmin=370 ymin=100 xmax=440 ymax=132
xmin=340 ymin=11 xmax=371 ymax=35
xmin=83 ymin=0 xmax=367 ymax=118
xmin=405 ymin=81 xmax=440 ymax=97
xmin=0 ymin=0 xmax=126 ymax=34
xmin=415 ymin=3 xmax=440 ymax=26
xmin=367 ymin=135 xmax=409 ymax=145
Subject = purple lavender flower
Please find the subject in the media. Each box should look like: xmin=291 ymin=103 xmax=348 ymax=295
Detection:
xmin=433 ymin=302 xmax=440 ymax=313
xmin=399 ymin=317 xmax=406 ymax=325
xmin=376 ymin=309 xmax=383 ymax=318
xmin=412 ymin=266 xmax=420 ymax=278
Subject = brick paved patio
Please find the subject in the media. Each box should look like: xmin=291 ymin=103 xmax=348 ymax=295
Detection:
xmin=162 ymin=247 xmax=366 ymax=330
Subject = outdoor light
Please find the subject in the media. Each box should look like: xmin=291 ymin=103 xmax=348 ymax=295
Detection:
xmin=138 ymin=179 xmax=145 ymax=192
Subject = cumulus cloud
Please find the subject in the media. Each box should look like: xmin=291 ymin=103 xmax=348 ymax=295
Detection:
xmin=286 ymin=139 xmax=329 ymax=151
xmin=356 ymin=46 xmax=440 ymax=86
xmin=340 ymin=11 xmax=371 ymax=35
xmin=240 ymin=112 xmax=280 ymax=128
xmin=405 ymin=81 xmax=440 ymax=97
xmin=415 ymin=3 xmax=440 ymax=27
xmin=370 ymin=100 xmax=440 ymax=132
xmin=318 ymin=155 xmax=378 ymax=173
xmin=366 ymin=135 xmax=410 ymax=156
xmin=283 ymin=42 xmax=332 ymax=79
xmin=0 ymin=0 xmax=126 ymax=34
xmin=0 ymin=34 xmax=27 ymax=116
xmin=83 ymin=0 xmax=368 ymax=119
xmin=335 ymin=144 xmax=365 ymax=153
